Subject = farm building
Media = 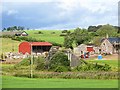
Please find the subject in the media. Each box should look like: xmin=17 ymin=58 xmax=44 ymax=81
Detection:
xmin=73 ymin=44 xmax=96 ymax=57
xmin=100 ymin=37 xmax=120 ymax=54
xmin=15 ymin=31 xmax=28 ymax=36
xmin=19 ymin=42 xmax=52 ymax=55
xmin=0 ymin=31 xmax=28 ymax=36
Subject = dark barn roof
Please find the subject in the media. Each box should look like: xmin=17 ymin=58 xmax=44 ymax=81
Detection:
xmin=101 ymin=37 xmax=120 ymax=44
xmin=107 ymin=37 xmax=120 ymax=44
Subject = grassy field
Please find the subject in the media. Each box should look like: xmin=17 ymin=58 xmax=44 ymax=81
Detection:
xmin=0 ymin=38 xmax=21 ymax=54
xmin=2 ymin=76 xmax=118 ymax=88
xmin=25 ymin=30 xmax=65 ymax=45
xmin=0 ymin=30 xmax=66 ymax=54
xmin=88 ymin=60 xmax=118 ymax=68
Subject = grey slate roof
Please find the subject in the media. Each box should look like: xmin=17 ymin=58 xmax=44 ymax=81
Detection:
xmin=108 ymin=37 xmax=120 ymax=44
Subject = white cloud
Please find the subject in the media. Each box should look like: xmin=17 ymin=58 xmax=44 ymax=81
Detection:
xmin=2 ymin=0 xmax=119 ymax=29
xmin=57 ymin=0 xmax=119 ymax=13
xmin=2 ymin=0 xmax=54 ymax=2
xmin=7 ymin=10 xmax=18 ymax=15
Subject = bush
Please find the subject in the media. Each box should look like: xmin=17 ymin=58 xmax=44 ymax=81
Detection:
xmin=60 ymin=33 xmax=67 ymax=36
xmin=51 ymin=32 xmax=55 ymax=34
xmin=49 ymin=51 xmax=70 ymax=71
xmin=35 ymin=56 xmax=45 ymax=70
xmin=62 ymin=30 xmax=68 ymax=33
xmin=49 ymin=42 xmax=62 ymax=47
xmin=75 ymin=62 xmax=111 ymax=71
xmin=14 ymin=58 xmax=31 ymax=68
xmin=14 ymin=71 xmax=118 ymax=79
xmin=38 ymin=31 xmax=43 ymax=34
xmin=1 ymin=35 xmax=13 ymax=38
xmin=54 ymin=66 xmax=68 ymax=72
xmin=11 ymin=36 xmax=45 ymax=42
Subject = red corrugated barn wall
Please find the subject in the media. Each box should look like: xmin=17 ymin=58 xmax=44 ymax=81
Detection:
xmin=19 ymin=42 xmax=31 ymax=54
xmin=19 ymin=42 xmax=52 ymax=54
xmin=87 ymin=47 xmax=94 ymax=52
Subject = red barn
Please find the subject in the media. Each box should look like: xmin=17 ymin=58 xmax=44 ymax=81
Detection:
xmin=19 ymin=42 xmax=52 ymax=54
xmin=87 ymin=46 xmax=94 ymax=52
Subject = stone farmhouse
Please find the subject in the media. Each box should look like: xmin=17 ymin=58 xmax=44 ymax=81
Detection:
xmin=100 ymin=37 xmax=120 ymax=54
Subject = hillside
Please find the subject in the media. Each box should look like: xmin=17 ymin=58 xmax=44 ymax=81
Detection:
xmin=0 ymin=38 xmax=21 ymax=54
xmin=25 ymin=30 xmax=65 ymax=45
xmin=0 ymin=30 xmax=69 ymax=54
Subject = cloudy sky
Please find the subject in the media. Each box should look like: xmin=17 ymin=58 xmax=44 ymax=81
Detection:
xmin=1 ymin=0 xmax=119 ymax=30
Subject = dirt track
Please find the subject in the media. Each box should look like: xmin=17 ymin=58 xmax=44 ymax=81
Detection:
xmin=85 ymin=54 xmax=118 ymax=60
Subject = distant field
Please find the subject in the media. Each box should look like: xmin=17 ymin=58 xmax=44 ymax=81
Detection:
xmin=25 ymin=30 xmax=65 ymax=45
xmin=0 ymin=30 xmax=65 ymax=54
xmin=2 ymin=76 xmax=118 ymax=88
xmin=0 ymin=38 xmax=21 ymax=54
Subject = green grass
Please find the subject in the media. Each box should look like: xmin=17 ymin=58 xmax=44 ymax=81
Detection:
xmin=0 ymin=30 xmax=65 ymax=54
xmin=0 ymin=30 xmax=72 ymax=54
xmin=88 ymin=60 xmax=118 ymax=68
xmin=2 ymin=76 xmax=118 ymax=88
xmin=0 ymin=38 xmax=21 ymax=54
xmin=25 ymin=30 xmax=64 ymax=45
xmin=87 ymin=60 xmax=118 ymax=71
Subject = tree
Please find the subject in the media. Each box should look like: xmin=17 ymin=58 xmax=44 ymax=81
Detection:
xmin=74 ymin=28 xmax=91 ymax=45
xmin=92 ymin=37 xmax=102 ymax=46
xmin=13 ymin=26 xmax=17 ymax=30
xmin=97 ymin=24 xmax=118 ymax=37
xmin=88 ymin=25 xmax=102 ymax=32
xmin=88 ymin=26 xmax=97 ymax=32
xmin=2 ymin=28 xmax=6 ymax=31
xmin=49 ymin=51 xmax=70 ymax=70
xmin=63 ymin=31 xmax=74 ymax=49
xmin=64 ymin=35 xmax=73 ymax=49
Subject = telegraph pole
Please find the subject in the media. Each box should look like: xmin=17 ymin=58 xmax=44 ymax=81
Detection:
xmin=12 ymin=29 xmax=15 ymax=52
xmin=30 ymin=44 xmax=33 ymax=78
xmin=67 ymin=50 xmax=71 ymax=67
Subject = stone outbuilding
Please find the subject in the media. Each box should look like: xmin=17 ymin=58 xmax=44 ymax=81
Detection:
xmin=100 ymin=37 xmax=120 ymax=54
xmin=73 ymin=44 xmax=96 ymax=57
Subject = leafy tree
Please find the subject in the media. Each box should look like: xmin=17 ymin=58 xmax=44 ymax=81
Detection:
xmin=62 ymin=30 xmax=68 ymax=33
xmin=49 ymin=51 xmax=70 ymax=70
xmin=88 ymin=26 xmax=97 ymax=32
xmin=92 ymin=37 xmax=102 ymax=46
xmin=2 ymin=28 xmax=6 ymax=31
xmin=35 ymin=56 xmax=45 ymax=70
xmin=74 ymin=28 xmax=91 ymax=45
xmin=88 ymin=25 xmax=103 ymax=32
xmin=64 ymin=32 xmax=73 ymax=49
xmin=97 ymin=24 xmax=118 ymax=37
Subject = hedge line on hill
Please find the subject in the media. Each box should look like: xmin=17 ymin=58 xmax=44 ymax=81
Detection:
xmin=1 ymin=35 xmax=62 ymax=46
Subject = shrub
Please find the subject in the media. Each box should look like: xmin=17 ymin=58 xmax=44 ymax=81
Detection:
xmin=38 ymin=31 xmax=43 ymax=34
xmin=75 ymin=62 xmax=111 ymax=71
xmin=62 ymin=30 xmax=68 ymax=33
xmin=51 ymin=32 xmax=55 ymax=34
xmin=14 ymin=71 xmax=118 ymax=79
xmin=35 ymin=56 xmax=45 ymax=70
xmin=1 ymin=35 xmax=13 ymax=38
xmin=60 ymin=33 xmax=67 ymax=36
xmin=49 ymin=51 xmax=70 ymax=71
xmin=11 ymin=36 xmax=45 ymax=42
xmin=14 ymin=58 xmax=31 ymax=68
xmin=49 ymin=42 xmax=62 ymax=47
xmin=54 ymin=66 xmax=68 ymax=72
